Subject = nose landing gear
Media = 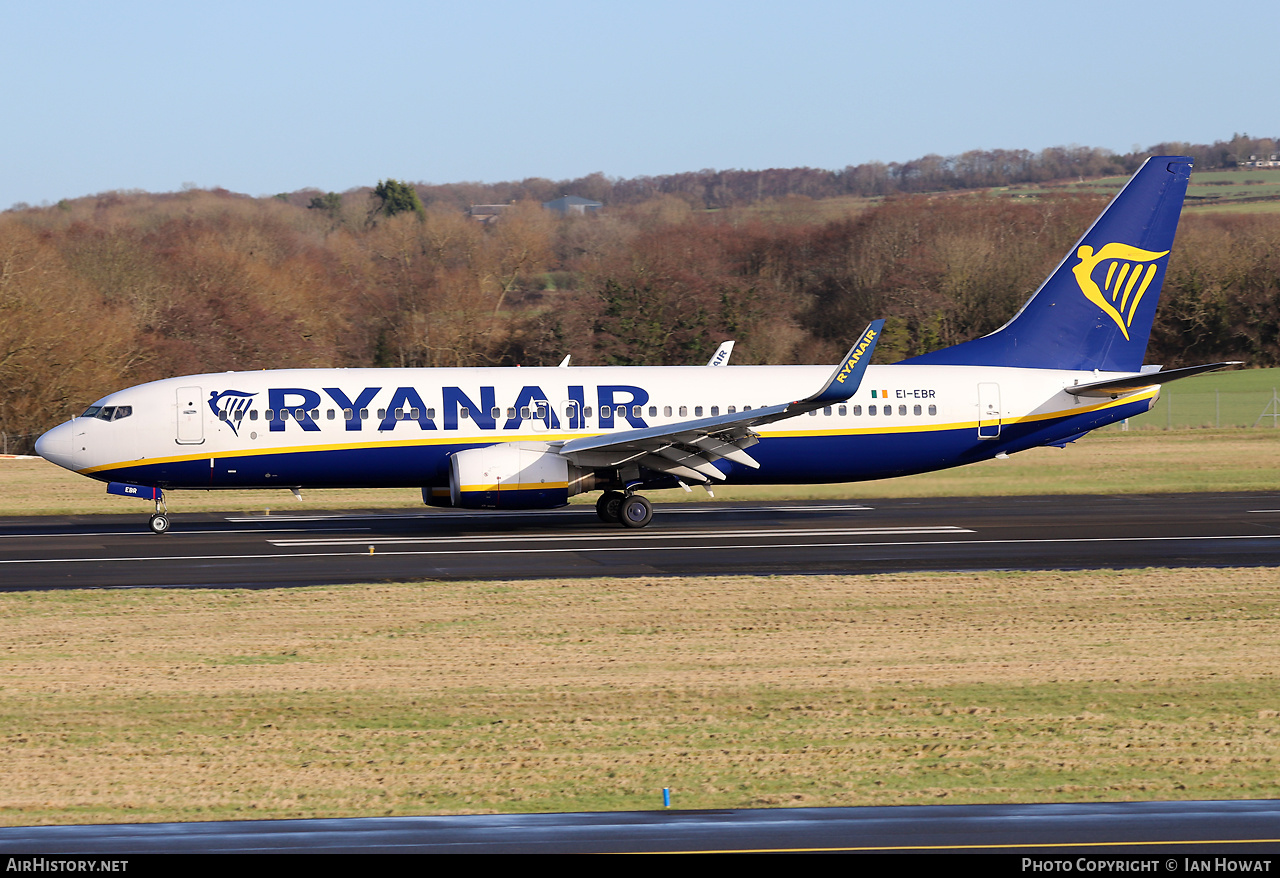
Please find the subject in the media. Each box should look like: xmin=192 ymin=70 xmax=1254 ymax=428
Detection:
xmin=148 ymin=495 xmax=170 ymax=535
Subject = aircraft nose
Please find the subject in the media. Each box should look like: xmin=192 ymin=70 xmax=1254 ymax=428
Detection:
xmin=35 ymin=421 xmax=77 ymax=470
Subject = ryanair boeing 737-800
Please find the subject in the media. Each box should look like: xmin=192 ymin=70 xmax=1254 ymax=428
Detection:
xmin=36 ymin=156 xmax=1237 ymax=533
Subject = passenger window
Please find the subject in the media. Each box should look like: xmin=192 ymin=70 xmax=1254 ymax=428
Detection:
xmin=852 ymin=405 xmax=861 ymax=416
xmin=869 ymin=405 xmax=876 ymax=415
xmin=649 ymin=406 xmax=658 ymax=417
xmin=727 ymin=406 xmax=736 ymax=414
xmin=506 ymin=408 xmax=515 ymax=419
xmin=884 ymin=406 xmax=892 ymax=417
xmin=710 ymin=406 xmax=719 ymax=416
xmin=600 ymin=405 xmax=611 ymax=418
xmin=913 ymin=405 xmax=922 ymax=415
xmin=809 ymin=409 xmax=818 ymax=416
xmin=460 ymin=408 xmax=470 ymax=419
xmin=411 ymin=408 xmax=420 ymax=419
xmin=664 ymin=406 xmax=672 ymax=417
xmin=584 ymin=406 xmax=593 ymax=418
xmin=898 ymin=405 xmax=906 ymax=416
xmin=395 ymin=409 xmax=405 ymax=420
xmin=219 ymin=411 xmax=228 ymax=421
xmin=537 ymin=405 xmax=548 ymax=419
xmin=427 ymin=408 xmax=435 ymax=419
xmin=823 ymin=406 xmax=832 ymax=416
xmin=928 ymin=404 xmax=937 ymax=416
xmin=743 ymin=405 xmax=752 ymax=411
xmin=493 ymin=407 xmax=503 ymax=419
xmin=679 ymin=406 xmax=687 ymax=417
xmin=327 ymin=409 xmax=335 ymax=420
xmin=695 ymin=406 xmax=704 ymax=417
xmin=520 ymin=407 xmax=531 ymax=419
xmin=343 ymin=408 xmax=354 ymax=420
xmin=632 ymin=405 xmax=641 ymax=418
xmin=359 ymin=408 xmax=369 ymax=420
xmin=250 ymin=410 xmax=259 ymax=421
xmin=266 ymin=410 xmax=276 ymax=421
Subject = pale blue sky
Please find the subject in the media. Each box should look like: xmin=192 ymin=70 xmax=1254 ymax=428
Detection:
xmin=3 ymin=0 xmax=1275 ymax=207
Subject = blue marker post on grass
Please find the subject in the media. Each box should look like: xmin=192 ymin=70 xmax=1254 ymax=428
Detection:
xmin=663 ymin=788 xmax=670 ymax=807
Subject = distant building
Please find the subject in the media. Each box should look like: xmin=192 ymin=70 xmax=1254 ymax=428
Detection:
xmin=542 ymin=195 xmax=603 ymax=215
xmin=1239 ymin=154 xmax=1280 ymax=168
xmin=468 ymin=204 xmax=510 ymax=224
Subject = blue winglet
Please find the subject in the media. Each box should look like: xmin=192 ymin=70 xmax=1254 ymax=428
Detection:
xmin=806 ymin=319 xmax=885 ymax=405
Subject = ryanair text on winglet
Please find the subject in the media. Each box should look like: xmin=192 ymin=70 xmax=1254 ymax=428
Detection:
xmin=835 ymin=328 xmax=878 ymax=384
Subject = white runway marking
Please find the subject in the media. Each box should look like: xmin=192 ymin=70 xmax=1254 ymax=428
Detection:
xmin=0 ymin=527 xmax=369 ymax=539
xmin=266 ymin=526 xmax=971 ymax=547
xmin=5 ymin=533 xmax=1280 ymax=568
xmin=220 ymin=504 xmax=875 ymax=523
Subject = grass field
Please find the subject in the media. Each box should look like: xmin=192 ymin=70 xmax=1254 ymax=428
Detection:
xmin=4 ymin=373 xmax=1279 ymax=827
xmin=3 ymin=568 xmax=1279 ymax=825
xmin=1011 ymin=167 xmax=1280 ymax=214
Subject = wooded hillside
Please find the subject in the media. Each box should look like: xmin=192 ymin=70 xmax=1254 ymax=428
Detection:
xmin=2 ymin=135 xmax=1277 ymax=449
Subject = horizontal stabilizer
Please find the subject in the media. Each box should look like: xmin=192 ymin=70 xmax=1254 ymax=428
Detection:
xmin=1065 ymin=362 xmax=1242 ymax=397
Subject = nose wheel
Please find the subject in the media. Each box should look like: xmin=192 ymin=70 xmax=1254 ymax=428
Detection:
xmin=148 ymin=494 xmax=171 ymax=534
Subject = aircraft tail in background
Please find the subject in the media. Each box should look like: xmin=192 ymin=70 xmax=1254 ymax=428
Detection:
xmin=900 ymin=156 xmax=1193 ymax=373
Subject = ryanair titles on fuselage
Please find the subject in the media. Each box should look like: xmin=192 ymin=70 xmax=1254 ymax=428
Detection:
xmin=212 ymin=384 xmax=655 ymax=434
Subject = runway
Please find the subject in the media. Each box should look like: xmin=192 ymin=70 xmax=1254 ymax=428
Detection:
xmin=5 ymin=494 xmax=1280 ymax=854
xmin=2 ymin=492 xmax=1280 ymax=590
xmin=2 ymin=800 xmax=1279 ymax=853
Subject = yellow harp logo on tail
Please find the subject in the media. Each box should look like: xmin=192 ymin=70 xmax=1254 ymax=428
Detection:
xmin=1071 ymin=243 xmax=1169 ymax=341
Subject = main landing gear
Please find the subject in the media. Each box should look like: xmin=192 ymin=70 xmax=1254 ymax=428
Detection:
xmin=596 ymin=490 xmax=653 ymax=528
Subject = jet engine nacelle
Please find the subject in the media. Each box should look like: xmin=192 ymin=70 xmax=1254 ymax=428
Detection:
xmin=447 ymin=444 xmax=596 ymax=509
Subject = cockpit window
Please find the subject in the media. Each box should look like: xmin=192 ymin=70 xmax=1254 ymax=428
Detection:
xmin=80 ymin=405 xmax=133 ymax=422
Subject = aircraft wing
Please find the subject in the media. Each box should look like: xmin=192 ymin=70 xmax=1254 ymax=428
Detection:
xmin=553 ymin=321 xmax=883 ymax=484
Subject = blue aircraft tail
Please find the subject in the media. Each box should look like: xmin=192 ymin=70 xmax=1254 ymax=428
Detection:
xmin=899 ymin=156 xmax=1193 ymax=372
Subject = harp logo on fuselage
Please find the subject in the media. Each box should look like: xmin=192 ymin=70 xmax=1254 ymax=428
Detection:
xmin=1071 ymin=243 xmax=1169 ymax=341
xmin=207 ymin=390 xmax=257 ymax=436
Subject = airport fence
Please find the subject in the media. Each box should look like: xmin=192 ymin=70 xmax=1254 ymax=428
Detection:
xmin=0 ymin=432 xmax=39 ymax=456
xmin=1105 ymin=388 xmax=1280 ymax=430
